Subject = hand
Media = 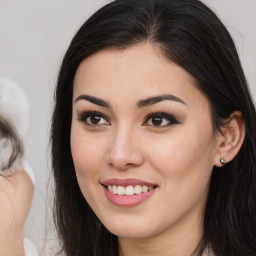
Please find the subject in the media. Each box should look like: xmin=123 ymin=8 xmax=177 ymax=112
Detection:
xmin=0 ymin=168 xmax=34 ymax=256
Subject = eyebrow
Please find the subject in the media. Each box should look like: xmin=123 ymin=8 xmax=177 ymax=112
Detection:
xmin=74 ymin=93 xmax=186 ymax=108
xmin=75 ymin=94 xmax=111 ymax=108
xmin=137 ymin=94 xmax=186 ymax=108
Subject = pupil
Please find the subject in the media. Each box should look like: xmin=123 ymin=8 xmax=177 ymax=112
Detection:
xmin=152 ymin=117 xmax=162 ymax=126
xmin=90 ymin=115 xmax=101 ymax=124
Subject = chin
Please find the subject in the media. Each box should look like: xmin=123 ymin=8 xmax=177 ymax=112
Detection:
xmin=108 ymin=227 xmax=153 ymax=239
xmin=101 ymin=217 xmax=158 ymax=239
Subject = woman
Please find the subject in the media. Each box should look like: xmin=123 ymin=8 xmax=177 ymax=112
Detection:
xmin=51 ymin=0 xmax=256 ymax=255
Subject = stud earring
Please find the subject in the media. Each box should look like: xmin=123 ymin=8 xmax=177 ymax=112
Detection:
xmin=220 ymin=157 xmax=226 ymax=164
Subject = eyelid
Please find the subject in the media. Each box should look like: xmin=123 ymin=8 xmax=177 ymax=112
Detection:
xmin=143 ymin=112 xmax=179 ymax=127
xmin=77 ymin=111 xmax=110 ymax=126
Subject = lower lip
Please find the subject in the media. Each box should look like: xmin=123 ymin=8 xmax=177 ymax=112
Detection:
xmin=103 ymin=186 xmax=156 ymax=207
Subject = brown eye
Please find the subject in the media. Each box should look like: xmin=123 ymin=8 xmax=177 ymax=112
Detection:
xmin=78 ymin=111 xmax=110 ymax=126
xmin=143 ymin=112 xmax=179 ymax=127
xmin=86 ymin=114 xmax=109 ymax=125
xmin=90 ymin=115 xmax=101 ymax=125
xmin=151 ymin=116 xmax=163 ymax=126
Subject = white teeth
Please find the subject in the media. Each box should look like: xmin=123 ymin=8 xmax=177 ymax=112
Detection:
xmin=113 ymin=185 xmax=117 ymax=194
xmin=117 ymin=186 xmax=125 ymax=195
xmin=108 ymin=185 xmax=113 ymax=193
xmin=142 ymin=185 xmax=148 ymax=193
xmin=106 ymin=184 xmax=154 ymax=196
xmin=134 ymin=185 xmax=143 ymax=195
xmin=125 ymin=185 xmax=134 ymax=196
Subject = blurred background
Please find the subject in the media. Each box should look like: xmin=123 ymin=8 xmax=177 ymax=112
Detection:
xmin=0 ymin=0 xmax=255 ymax=255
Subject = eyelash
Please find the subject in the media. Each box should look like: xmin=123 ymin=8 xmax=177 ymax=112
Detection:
xmin=77 ymin=111 xmax=110 ymax=126
xmin=77 ymin=111 xmax=179 ymax=127
xmin=143 ymin=112 xmax=179 ymax=127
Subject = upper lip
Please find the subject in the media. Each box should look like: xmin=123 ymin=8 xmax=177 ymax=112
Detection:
xmin=101 ymin=178 xmax=158 ymax=187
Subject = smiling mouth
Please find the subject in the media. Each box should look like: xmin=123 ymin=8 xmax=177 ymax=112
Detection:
xmin=106 ymin=184 xmax=155 ymax=196
xmin=102 ymin=179 xmax=158 ymax=206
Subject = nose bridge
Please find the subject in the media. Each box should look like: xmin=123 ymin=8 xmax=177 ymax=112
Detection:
xmin=107 ymin=123 xmax=143 ymax=170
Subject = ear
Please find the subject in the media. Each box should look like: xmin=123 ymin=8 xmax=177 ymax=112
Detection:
xmin=214 ymin=111 xmax=245 ymax=167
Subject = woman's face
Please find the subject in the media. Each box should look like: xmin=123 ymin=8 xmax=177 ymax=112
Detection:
xmin=71 ymin=44 xmax=220 ymax=240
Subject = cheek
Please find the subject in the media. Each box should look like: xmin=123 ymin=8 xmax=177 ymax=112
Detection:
xmin=70 ymin=125 xmax=104 ymax=185
xmin=70 ymin=126 xmax=107 ymax=211
xmin=145 ymin=126 xmax=216 ymax=189
xmin=145 ymin=131 xmax=215 ymax=224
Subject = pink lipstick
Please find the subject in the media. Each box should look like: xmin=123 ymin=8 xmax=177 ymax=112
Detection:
xmin=102 ymin=178 xmax=158 ymax=207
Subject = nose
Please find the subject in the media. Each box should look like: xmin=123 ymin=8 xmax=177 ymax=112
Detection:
xmin=106 ymin=125 xmax=144 ymax=170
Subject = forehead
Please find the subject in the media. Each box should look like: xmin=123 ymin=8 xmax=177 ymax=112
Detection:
xmin=73 ymin=44 xmax=209 ymax=110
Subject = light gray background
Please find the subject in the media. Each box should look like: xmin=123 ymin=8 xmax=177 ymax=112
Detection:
xmin=0 ymin=1 xmax=255 ymax=255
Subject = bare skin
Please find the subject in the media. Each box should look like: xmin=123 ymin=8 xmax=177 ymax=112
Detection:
xmin=0 ymin=168 xmax=34 ymax=256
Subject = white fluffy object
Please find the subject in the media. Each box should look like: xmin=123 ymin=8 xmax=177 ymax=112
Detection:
xmin=0 ymin=76 xmax=30 ymax=140
xmin=24 ymin=238 xmax=39 ymax=256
